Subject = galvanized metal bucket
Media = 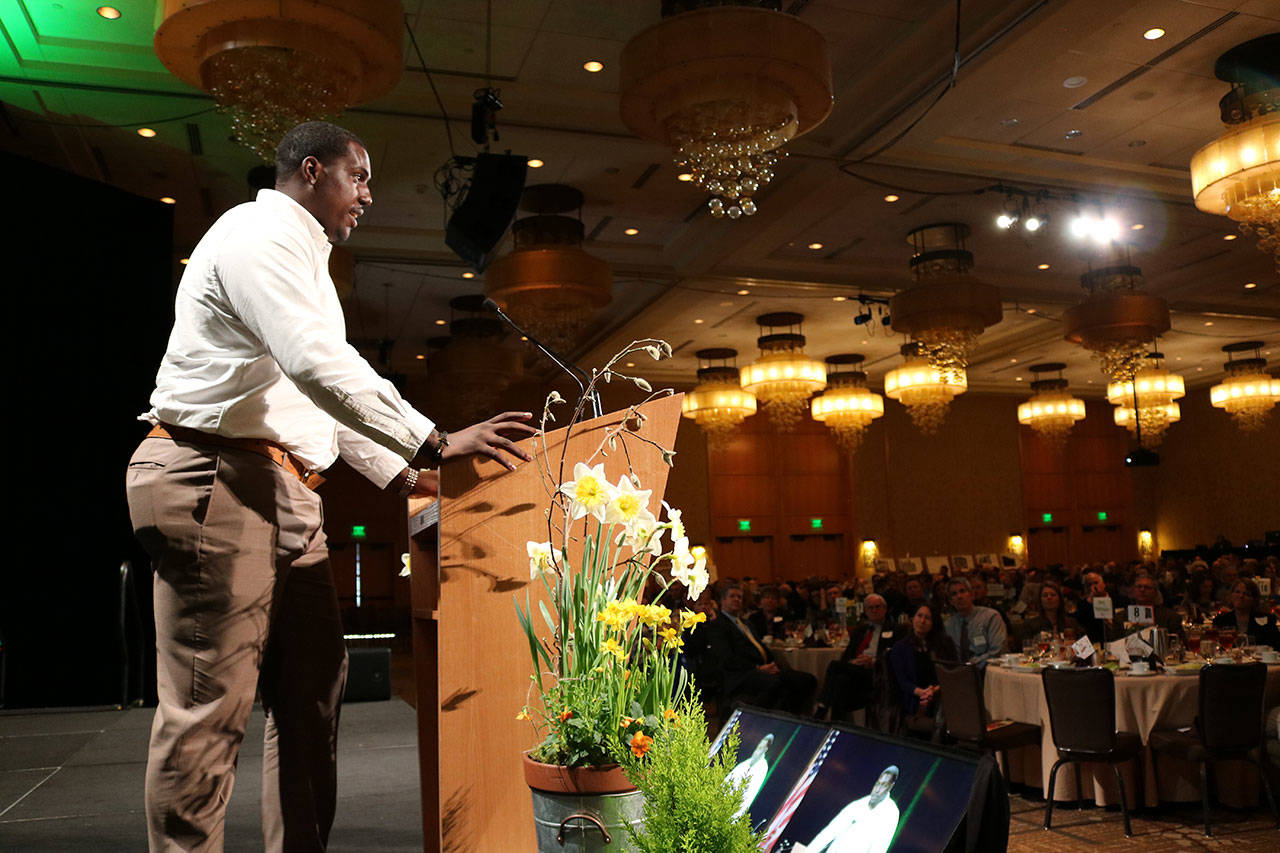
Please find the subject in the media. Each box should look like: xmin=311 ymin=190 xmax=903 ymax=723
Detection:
xmin=529 ymin=787 xmax=644 ymax=852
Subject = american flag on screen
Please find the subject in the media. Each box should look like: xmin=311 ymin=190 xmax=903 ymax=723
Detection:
xmin=760 ymin=731 xmax=839 ymax=850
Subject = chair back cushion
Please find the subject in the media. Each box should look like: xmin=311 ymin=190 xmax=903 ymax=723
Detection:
xmin=1041 ymin=667 xmax=1116 ymax=753
xmin=1199 ymin=662 xmax=1267 ymax=752
xmin=936 ymin=662 xmax=986 ymax=742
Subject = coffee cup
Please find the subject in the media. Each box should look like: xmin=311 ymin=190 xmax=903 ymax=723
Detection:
xmin=1130 ymin=661 xmax=1150 ymax=674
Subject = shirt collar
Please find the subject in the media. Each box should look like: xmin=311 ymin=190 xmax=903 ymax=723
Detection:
xmin=256 ymin=189 xmax=331 ymax=253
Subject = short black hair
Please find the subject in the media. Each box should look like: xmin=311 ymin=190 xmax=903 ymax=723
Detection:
xmin=274 ymin=121 xmax=365 ymax=180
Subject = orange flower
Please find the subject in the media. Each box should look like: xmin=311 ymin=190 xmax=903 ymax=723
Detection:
xmin=629 ymin=730 xmax=653 ymax=758
xmin=619 ymin=716 xmax=636 ymax=728
xmin=558 ymin=709 xmax=573 ymax=722
xmin=663 ymin=708 xmax=677 ymax=721
xmin=516 ymin=709 xmax=530 ymax=721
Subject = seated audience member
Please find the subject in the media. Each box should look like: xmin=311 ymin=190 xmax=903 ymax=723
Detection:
xmin=705 ymin=581 xmax=816 ymax=714
xmin=813 ymin=594 xmax=896 ymax=721
xmin=1075 ymin=570 xmax=1121 ymax=644
xmin=746 ymin=587 xmax=788 ymax=641
xmin=944 ymin=577 xmax=1006 ymax=665
xmin=1212 ymin=579 xmax=1280 ymax=648
xmin=1182 ymin=570 xmax=1218 ymax=623
xmin=1019 ymin=580 xmax=1082 ymax=642
xmin=903 ymin=575 xmax=930 ymax=613
xmin=1127 ymin=573 xmax=1186 ymax=640
xmin=888 ymin=603 xmax=958 ymax=721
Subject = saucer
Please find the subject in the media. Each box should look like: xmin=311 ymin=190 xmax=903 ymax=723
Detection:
xmin=1125 ymin=669 xmax=1156 ymax=677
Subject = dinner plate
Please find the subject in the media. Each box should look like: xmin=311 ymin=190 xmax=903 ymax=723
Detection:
xmin=1124 ymin=670 xmax=1156 ymax=677
xmin=1170 ymin=667 xmax=1202 ymax=676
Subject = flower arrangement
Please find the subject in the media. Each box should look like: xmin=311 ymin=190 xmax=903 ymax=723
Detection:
xmin=515 ymin=340 xmax=711 ymax=768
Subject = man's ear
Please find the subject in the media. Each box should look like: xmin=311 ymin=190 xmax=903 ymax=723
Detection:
xmin=299 ymin=155 xmax=322 ymax=186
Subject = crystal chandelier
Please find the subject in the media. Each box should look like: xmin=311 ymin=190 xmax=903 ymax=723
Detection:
xmin=618 ymin=2 xmax=832 ymax=219
xmin=154 ymin=1 xmax=403 ymax=161
xmin=884 ymin=342 xmax=967 ymax=434
xmin=485 ymin=184 xmax=611 ymax=351
xmin=739 ymin=312 xmax=826 ymax=432
xmin=890 ymin=224 xmax=1002 ymax=383
xmin=1210 ymin=341 xmax=1280 ymax=430
xmin=1107 ymin=352 xmax=1185 ymax=448
xmin=681 ymin=348 xmax=757 ymax=448
xmin=1017 ymin=363 xmax=1086 ymax=448
xmin=811 ymin=354 xmax=884 ymax=454
xmin=1063 ymin=264 xmax=1170 ymax=383
xmin=1189 ymin=35 xmax=1280 ymax=273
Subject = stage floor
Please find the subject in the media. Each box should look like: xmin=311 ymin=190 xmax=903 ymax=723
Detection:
xmin=0 ymin=699 xmax=423 ymax=851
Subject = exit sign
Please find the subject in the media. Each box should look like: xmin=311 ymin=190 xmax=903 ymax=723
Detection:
xmin=737 ymin=519 xmax=752 ymax=532
xmin=1097 ymin=511 xmax=1108 ymax=522
xmin=351 ymin=525 xmax=367 ymax=540
xmin=1041 ymin=512 xmax=1053 ymax=524
xmin=810 ymin=518 xmax=824 ymax=530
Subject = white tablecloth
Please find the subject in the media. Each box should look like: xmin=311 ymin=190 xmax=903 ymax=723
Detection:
xmin=770 ymin=645 xmax=845 ymax=686
xmin=984 ymin=664 xmax=1280 ymax=807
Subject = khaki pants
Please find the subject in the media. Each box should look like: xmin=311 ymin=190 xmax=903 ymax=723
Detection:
xmin=126 ymin=437 xmax=348 ymax=852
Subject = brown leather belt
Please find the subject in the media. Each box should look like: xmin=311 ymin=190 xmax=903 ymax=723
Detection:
xmin=147 ymin=423 xmax=325 ymax=490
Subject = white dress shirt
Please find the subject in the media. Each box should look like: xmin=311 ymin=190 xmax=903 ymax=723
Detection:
xmin=802 ymin=794 xmax=899 ymax=853
xmin=143 ymin=189 xmax=433 ymax=487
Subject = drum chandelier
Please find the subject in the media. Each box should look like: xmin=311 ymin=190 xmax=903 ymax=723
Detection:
xmin=811 ymin=354 xmax=884 ymax=455
xmin=884 ymin=342 xmax=967 ymax=434
xmin=1189 ymin=35 xmax=1280 ymax=273
xmin=681 ymin=348 xmax=757 ymax=448
xmin=1016 ymin=363 xmax=1086 ymax=448
xmin=1107 ymin=352 xmax=1185 ymax=449
xmin=1210 ymin=341 xmax=1280 ymax=431
xmin=740 ymin=313 xmax=826 ymax=432
xmin=1063 ymin=264 xmax=1170 ymax=384
xmin=618 ymin=2 xmax=832 ymax=219
xmin=154 ymin=0 xmax=403 ymax=160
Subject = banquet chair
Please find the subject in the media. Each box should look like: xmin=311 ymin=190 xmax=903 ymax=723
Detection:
xmin=936 ymin=662 xmax=1040 ymax=784
xmin=1041 ymin=667 xmax=1144 ymax=837
xmin=1148 ymin=661 xmax=1279 ymax=837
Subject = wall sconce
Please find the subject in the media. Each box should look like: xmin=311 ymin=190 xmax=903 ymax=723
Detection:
xmin=1137 ymin=529 xmax=1154 ymax=561
xmin=1007 ymin=533 xmax=1026 ymax=561
xmin=860 ymin=539 xmax=879 ymax=574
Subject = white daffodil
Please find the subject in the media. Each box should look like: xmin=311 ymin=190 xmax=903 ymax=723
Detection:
xmin=617 ymin=507 xmax=663 ymax=557
xmin=670 ymin=535 xmax=694 ymax=572
xmin=560 ymin=462 xmax=612 ymax=522
xmin=663 ymin=501 xmax=686 ymax=541
xmin=605 ymin=475 xmax=652 ymax=528
xmin=670 ymin=538 xmax=709 ymax=599
xmin=527 ymin=540 xmax=558 ymax=580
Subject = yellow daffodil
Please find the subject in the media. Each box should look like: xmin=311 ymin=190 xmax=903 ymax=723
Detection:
xmin=659 ymin=626 xmax=683 ymax=648
xmin=680 ymin=610 xmax=706 ymax=630
xmin=640 ymin=604 xmax=672 ymax=627
xmin=560 ymin=462 xmax=613 ymax=522
xmin=602 ymin=637 xmax=626 ymax=661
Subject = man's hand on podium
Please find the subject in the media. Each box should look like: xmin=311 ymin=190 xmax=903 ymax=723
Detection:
xmin=442 ymin=411 xmax=537 ymax=471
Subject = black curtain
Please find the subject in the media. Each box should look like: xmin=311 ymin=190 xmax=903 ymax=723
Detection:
xmin=2 ymin=152 xmax=172 ymax=708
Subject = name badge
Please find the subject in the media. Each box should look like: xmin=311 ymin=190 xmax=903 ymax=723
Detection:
xmin=1072 ymin=635 xmax=1096 ymax=660
xmin=772 ymin=615 xmax=783 ymax=623
xmin=1092 ymin=597 xmax=1114 ymax=620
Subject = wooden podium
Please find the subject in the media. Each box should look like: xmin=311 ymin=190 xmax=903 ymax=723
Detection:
xmin=405 ymin=395 xmax=683 ymax=851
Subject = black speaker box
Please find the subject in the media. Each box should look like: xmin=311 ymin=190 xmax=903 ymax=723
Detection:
xmin=445 ymin=152 xmax=528 ymax=271
xmin=344 ymin=646 xmax=391 ymax=702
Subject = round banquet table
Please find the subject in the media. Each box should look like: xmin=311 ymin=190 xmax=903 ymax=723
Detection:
xmin=984 ymin=663 xmax=1280 ymax=808
xmin=770 ymin=644 xmax=846 ymax=685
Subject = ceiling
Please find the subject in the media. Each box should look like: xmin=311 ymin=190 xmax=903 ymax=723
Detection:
xmin=2 ymin=0 xmax=1277 ymax=399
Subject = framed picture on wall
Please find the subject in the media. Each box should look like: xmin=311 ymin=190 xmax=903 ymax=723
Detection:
xmin=973 ymin=553 xmax=999 ymax=568
xmin=874 ymin=558 xmax=896 ymax=573
xmin=924 ymin=556 xmax=950 ymax=574
xmin=899 ymin=557 xmax=923 ymax=574
xmin=949 ymin=555 xmax=972 ymax=571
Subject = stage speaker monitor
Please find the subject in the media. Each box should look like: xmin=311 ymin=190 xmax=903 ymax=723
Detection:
xmin=344 ymin=646 xmax=391 ymax=702
xmin=445 ymin=153 xmax=528 ymax=271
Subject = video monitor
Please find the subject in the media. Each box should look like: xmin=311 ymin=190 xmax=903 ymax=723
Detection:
xmin=710 ymin=708 xmax=832 ymax=834
xmin=713 ymin=707 xmax=981 ymax=853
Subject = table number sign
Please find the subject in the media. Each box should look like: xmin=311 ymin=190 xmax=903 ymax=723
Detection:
xmin=1092 ymin=596 xmax=1114 ymax=620
xmin=987 ymin=582 xmax=1005 ymax=599
xmin=1127 ymin=605 xmax=1154 ymax=625
xmin=1072 ymin=635 xmax=1096 ymax=661
xmin=1259 ymin=577 xmax=1272 ymax=596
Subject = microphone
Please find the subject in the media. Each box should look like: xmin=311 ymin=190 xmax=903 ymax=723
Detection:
xmin=481 ymin=297 xmax=602 ymax=419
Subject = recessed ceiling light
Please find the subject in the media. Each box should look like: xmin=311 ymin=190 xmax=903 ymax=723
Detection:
xmin=1026 ymin=308 xmax=1038 ymax=314
xmin=1204 ymin=321 xmax=1215 ymax=326
xmin=677 ymin=173 xmax=694 ymax=182
xmin=1064 ymin=129 xmax=1083 ymax=139
xmin=1010 ymin=358 xmax=1018 ymax=363
xmin=1244 ymin=282 xmax=1257 ymax=289
xmin=1016 ymin=376 xmax=1023 ymax=381
xmin=583 ymin=60 xmax=604 ymax=73
xmin=861 ymin=339 xmax=869 ymax=345
xmin=416 ymin=354 xmax=425 ymax=360
xmin=1062 ymin=76 xmax=1088 ymax=89
xmin=807 ymin=242 xmax=823 ymax=250
xmin=96 ymin=6 xmax=121 ymax=20
xmin=883 ymin=194 xmax=900 ymax=203
xmin=527 ymin=158 xmax=544 ymax=168
xmin=625 ymin=362 xmax=635 ymax=367
xmin=521 ymin=335 xmax=528 ymax=341
xmin=179 ymin=257 xmax=189 ymax=265
xmin=434 ymin=319 xmax=446 ymax=326
xmin=1037 ymin=263 xmax=1050 ymax=270
xmin=1196 ymin=366 xmax=1203 ymax=371
xmin=1223 ymin=234 xmax=1238 ymax=240
xmin=462 ymin=271 xmax=475 ymax=279
xmin=694 ymin=318 xmax=704 ymax=324
xmin=832 ymin=296 xmax=847 ymax=302
xmin=137 ymin=127 xmax=156 ymax=138
xmin=1143 ymin=27 xmax=1166 ymax=40
xmin=1131 ymin=223 xmax=1145 ymax=230
xmin=159 ymin=196 xmax=176 ymax=204
xmin=1176 ymin=357 xmax=1182 ymax=361
xmin=624 ymin=227 xmax=639 ymax=236
xmin=737 ymin=289 xmax=750 ymax=295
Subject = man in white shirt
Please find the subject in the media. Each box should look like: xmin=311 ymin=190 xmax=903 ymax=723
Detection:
xmin=795 ymin=765 xmax=901 ymax=853
xmin=725 ymin=733 xmax=774 ymax=820
xmin=126 ymin=121 xmax=534 ymax=852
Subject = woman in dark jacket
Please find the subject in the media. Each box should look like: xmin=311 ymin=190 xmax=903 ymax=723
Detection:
xmin=1212 ymin=579 xmax=1280 ymax=647
xmin=1019 ymin=580 xmax=1083 ymax=643
xmin=888 ymin=603 xmax=958 ymax=716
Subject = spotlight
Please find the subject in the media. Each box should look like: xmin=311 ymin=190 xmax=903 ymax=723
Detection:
xmin=1024 ymin=215 xmax=1043 ymax=232
xmin=996 ymin=212 xmax=1017 ymax=229
xmin=881 ymin=315 xmax=892 ymax=326
xmin=854 ymin=312 xmax=872 ymax=326
xmin=1069 ymin=214 xmax=1121 ymax=244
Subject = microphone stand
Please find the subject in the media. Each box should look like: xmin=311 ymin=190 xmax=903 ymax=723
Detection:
xmin=482 ymin=298 xmax=602 ymax=420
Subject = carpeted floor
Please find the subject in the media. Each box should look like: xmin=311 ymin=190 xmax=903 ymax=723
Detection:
xmin=0 ymin=700 xmax=423 ymax=851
